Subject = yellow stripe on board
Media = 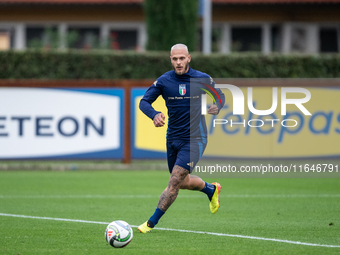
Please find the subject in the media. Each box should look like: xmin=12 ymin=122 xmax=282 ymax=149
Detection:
xmin=135 ymin=87 xmax=340 ymax=158
xmin=135 ymin=96 xmax=167 ymax=152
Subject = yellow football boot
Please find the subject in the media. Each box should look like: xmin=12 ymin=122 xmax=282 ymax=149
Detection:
xmin=138 ymin=221 xmax=153 ymax=233
xmin=210 ymin=182 xmax=221 ymax=214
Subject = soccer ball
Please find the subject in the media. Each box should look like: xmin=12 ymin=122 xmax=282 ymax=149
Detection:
xmin=105 ymin=220 xmax=133 ymax=248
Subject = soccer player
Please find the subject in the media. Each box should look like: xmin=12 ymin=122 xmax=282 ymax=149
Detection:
xmin=138 ymin=43 xmax=225 ymax=233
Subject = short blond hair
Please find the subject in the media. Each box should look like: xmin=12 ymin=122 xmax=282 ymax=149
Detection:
xmin=170 ymin=44 xmax=189 ymax=55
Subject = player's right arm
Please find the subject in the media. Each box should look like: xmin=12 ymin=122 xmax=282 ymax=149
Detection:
xmin=152 ymin=113 xmax=165 ymax=127
xmin=139 ymin=80 xmax=165 ymax=127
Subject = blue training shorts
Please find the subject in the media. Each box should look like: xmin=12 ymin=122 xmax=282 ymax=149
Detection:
xmin=166 ymin=140 xmax=207 ymax=173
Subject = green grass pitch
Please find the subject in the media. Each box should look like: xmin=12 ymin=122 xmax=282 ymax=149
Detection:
xmin=0 ymin=165 xmax=339 ymax=254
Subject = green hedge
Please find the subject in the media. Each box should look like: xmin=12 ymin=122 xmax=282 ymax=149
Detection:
xmin=0 ymin=50 xmax=339 ymax=79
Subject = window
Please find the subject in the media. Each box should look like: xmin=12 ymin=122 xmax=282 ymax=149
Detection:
xmin=68 ymin=27 xmax=100 ymax=49
xmin=0 ymin=30 xmax=11 ymax=50
xmin=232 ymin=27 xmax=262 ymax=52
xmin=291 ymin=27 xmax=308 ymax=52
xmin=320 ymin=28 xmax=338 ymax=52
xmin=26 ymin=26 xmax=58 ymax=49
xmin=109 ymin=30 xmax=137 ymax=50
xmin=196 ymin=27 xmax=222 ymax=52
xmin=271 ymin=25 xmax=282 ymax=52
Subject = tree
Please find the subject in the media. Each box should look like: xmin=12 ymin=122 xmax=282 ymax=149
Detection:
xmin=144 ymin=0 xmax=198 ymax=51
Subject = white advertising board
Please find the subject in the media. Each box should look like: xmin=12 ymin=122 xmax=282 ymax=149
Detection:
xmin=0 ymin=88 xmax=123 ymax=159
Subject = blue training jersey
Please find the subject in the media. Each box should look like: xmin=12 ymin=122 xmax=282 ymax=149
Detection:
xmin=139 ymin=66 xmax=225 ymax=141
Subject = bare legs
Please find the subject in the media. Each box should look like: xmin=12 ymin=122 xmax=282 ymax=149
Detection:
xmin=157 ymin=165 xmax=205 ymax=212
xmin=137 ymin=164 xmax=213 ymax=232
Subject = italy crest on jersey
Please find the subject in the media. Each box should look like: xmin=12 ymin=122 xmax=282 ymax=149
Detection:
xmin=179 ymin=84 xmax=186 ymax=95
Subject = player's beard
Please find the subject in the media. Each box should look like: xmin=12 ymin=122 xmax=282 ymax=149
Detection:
xmin=173 ymin=62 xmax=189 ymax=75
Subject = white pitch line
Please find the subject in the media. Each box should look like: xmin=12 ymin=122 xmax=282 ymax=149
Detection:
xmin=0 ymin=194 xmax=339 ymax=199
xmin=0 ymin=194 xmax=157 ymax=199
xmin=0 ymin=213 xmax=108 ymax=225
xmin=153 ymin=227 xmax=340 ymax=248
xmin=0 ymin=213 xmax=339 ymax=248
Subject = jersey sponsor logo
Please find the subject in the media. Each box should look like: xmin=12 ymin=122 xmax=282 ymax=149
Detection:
xmin=187 ymin=162 xmax=194 ymax=167
xmin=179 ymin=84 xmax=186 ymax=96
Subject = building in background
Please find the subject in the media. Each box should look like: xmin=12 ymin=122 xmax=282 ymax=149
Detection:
xmin=0 ymin=0 xmax=339 ymax=53
xmin=0 ymin=0 xmax=146 ymax=51
xmin=212 ymin=0 xmax=340 ymax=54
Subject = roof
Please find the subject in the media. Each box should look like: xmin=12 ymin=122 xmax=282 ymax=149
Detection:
xmin=213 ymin=0 xmax=340 ymax=3
xmin=0 ymin=0 xmax=143 ymax=4
xmin=0 ymin=0 xmax=338 ymax=4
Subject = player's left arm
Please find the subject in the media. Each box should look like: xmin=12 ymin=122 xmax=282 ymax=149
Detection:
xmin=208 ymin=78 xmax=225 ymax=115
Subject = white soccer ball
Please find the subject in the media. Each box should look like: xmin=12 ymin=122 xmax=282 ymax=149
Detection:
xmin=105 ymin=220 xmax=133 ymax=248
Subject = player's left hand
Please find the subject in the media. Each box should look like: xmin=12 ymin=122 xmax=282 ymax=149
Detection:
xmin=207 ymin=105 xmax=219 ymax=115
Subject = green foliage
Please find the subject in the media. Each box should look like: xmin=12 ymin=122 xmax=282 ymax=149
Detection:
xmin=144 ymin=0 xmax=198 ymax=51
xmin=0 ymin=50 xmax=339 ymax=79
xmin=191 ymin=53 xmax=340 ymax=78
xmin=27 ymin=28 xmax=112 ymax=50
xmin=27 ymin=27 xmax=60 ymax=49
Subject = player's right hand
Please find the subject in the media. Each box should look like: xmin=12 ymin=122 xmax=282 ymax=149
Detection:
xmin=153 ymin=113 xmax=165 ymax=127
